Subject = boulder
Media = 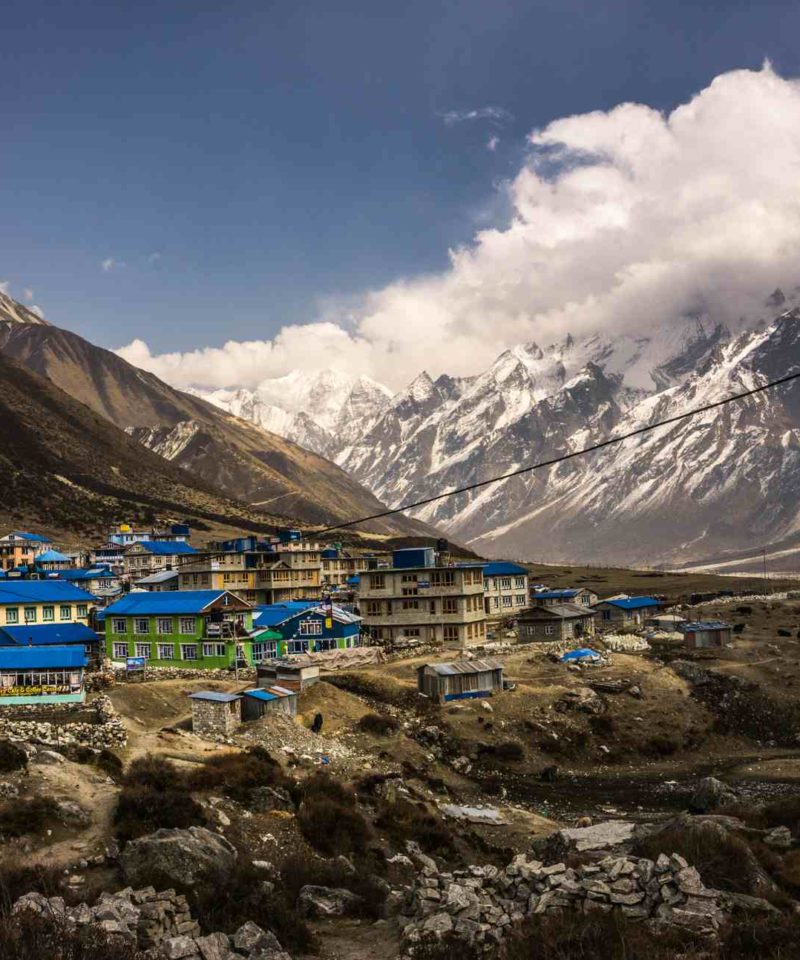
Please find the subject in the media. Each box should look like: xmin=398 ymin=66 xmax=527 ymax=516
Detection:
xmin=162 ymin=935 xmax=198 ymax=959
xmin=297 ymin=885 xmax=364 ymax=918
xmin=232 ymin=921 xmax=283 ymax=954
xmin=689 ymin=777 xmax=738 ymax=813
xmin=546 ymin=820 xmax=636 ymax=856
xmin=195 ymin=932 xmax=234 ymax=960
xmin=764 ymin=825 xmax=792 ymax=849
xmin=121 ymin=827 xmax=237 ymax=888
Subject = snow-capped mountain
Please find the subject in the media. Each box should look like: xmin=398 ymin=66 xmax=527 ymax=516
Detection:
xmin=197 ymin=370 xmax=392 ymax=459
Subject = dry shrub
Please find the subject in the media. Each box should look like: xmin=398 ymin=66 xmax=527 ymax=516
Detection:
xmin=296 ymin=773 xmax=370 ymax=856
xmin=374 ymin=798 xmax=457 ymax=858
xmin=720 ymin=913 xmax=800 ymax=959
xmin=357 ymin=712 xmax=400 ymax=736
xmin=123 ymin=755 xmax=186 ymax=791
xmin=113 ymin=786 xmax=206 ymax=843
xmin=280 ymin=853 xmax=387 ymax=919
xmin=188 ymin=746 xmax=295 ymax=805
xmin=326 ymin=673 xmax=420 ymax=710
xmin=633 ymin=821 xmax=765 ymax=895
xmin=0 ymin=797 xmax=60 ymax=838
xmin=0 ymin=863 xmax=66 ymax=916
xmin=0 ymin=741 xmax=27 ymax=774
xmin=189 ymin=862 xmax=312 ymax=953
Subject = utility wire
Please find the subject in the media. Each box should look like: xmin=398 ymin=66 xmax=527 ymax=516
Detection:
xmin=313 ymin=367 xmax=800 ymax=537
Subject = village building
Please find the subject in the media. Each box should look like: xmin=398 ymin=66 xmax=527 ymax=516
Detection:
xmin=481 ymin=562 xmax=529 ymax=616
xmin=359 ymin=549 xmax=487 ymax=649
xmin=0 ymin=646 xmax=87 ymax=706
xmin=249 ymin=601 xmax=362 ymax=659
xmin=121 ymin=541 xmax=198 ymax=579
xmin=107 ymin=522 xmax=192 ymax=547
xmin=0 ymin=581 xmax=94 ymax=630
xmin=416 ymin=659 xmax=504 ymax=701
xmin=516 ymin=603 xmax=597 ymax=642
xmin=240 ymin=685 xmax=298 ymax=720
xmin=256 ymin=661 xmax=320 ymax=692
xmin=35 ymin=549 xmax=72 ymax=572
xmin=320 ymin=548 xmax=374 ymax=586
xmin=177 ymin=542 xmax=322 ymax=605
xmin=593 ymin=596 xmax=661 ymax=631
xmin=105 ymin=590 xmax=254 ymax=668
xmin=189 ymin=691 xmax=242 ymax=737
xmin=678 ymin=620 xmax=732 ymax=650
xmin=646 ymin=613 xmax=687 ymax=631
xmin=531 ymin=587 xmax=599 ymax=608
xmin=0 ymin=532 xmax=52 ymax=572
xmin=135 ymin=570 xmax=180 ymax=592
xmin=54 ymin=566 xmax=121 ymax=599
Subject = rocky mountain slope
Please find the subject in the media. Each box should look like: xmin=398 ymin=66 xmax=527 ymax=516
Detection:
xmin=0 ymin=301 xmax=431 ymax=537
xmin=0 ymin=352 xmax=292 ymax=542
xmin=193 ymin=300 xmax=800 ymax=570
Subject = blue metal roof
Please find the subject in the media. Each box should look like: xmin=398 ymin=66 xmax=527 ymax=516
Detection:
xmin=244 ymin=686 xmax=295 ymax=700
xmin=253 ymin=601 xmax=318 ymax=626
xmin=243 ymin=688 xmax=277 ymax=701
xmin=36 ymin=549 xmax=70 ymax=563
xmin=0 ymin=582 xmax=96 ymax=604
xmin=55 ymin=568 xmax=116 ymax=582
xmin=106 ymin=590 xmax=247 ymax=615
xmin=345 ymin=575 xmax=360 ymax=585
xmin=0 ymin=623 xmax=99 ymax=647
xmin=10 ymin=532 xmax=51 ymax=543
xmin=602 ymin=597 xmax=660 ymax=610
xmin=679 ymin=621 xmax=731 ymax=631
xmin=534 ymin=588 xmax=579 ymax=599
xmin=188 ymin=691 xmax=241 ymax=703
xmin=129 ymin=541 xmax=197 ymax=556
xmin=483 ymin=562 xmax=528 ymax=576
xmin=0 ymin=645 xmax=86 ymax=669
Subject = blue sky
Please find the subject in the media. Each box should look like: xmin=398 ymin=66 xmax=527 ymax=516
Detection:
xmin=2 ymin=0 xmax=800 ymax=360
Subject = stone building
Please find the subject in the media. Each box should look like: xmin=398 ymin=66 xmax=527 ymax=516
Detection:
xmin=189 ymin=691 xmax=242 ymax=737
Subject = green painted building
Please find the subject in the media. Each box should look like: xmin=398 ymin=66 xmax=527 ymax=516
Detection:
xmin=104 ymin=590 xmax=255 ymax=668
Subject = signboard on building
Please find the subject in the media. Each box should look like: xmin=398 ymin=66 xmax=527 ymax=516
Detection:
xmin=126 ymin=657 xmax=146 ymax=671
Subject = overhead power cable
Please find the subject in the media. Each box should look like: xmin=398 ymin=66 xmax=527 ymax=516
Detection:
xmin=313 ymin=367 xmax=800 ymax=537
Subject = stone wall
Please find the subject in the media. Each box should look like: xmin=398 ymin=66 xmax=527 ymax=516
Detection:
xmin=0 ymin=694 xmax=126 ymax=749
xmin=400 ymin=849 xmax=724 ymax=954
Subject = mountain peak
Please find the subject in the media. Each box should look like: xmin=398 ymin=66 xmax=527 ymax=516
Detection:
xmin=0 ymin=290 xmax=48 ymax=327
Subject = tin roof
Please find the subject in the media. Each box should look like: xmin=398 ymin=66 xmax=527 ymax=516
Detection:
xmin=106 ymin=590 xmax=249 ymax=615
xmin=521 ymin=603 xmax=593 ymax=619
xmin=0 ymin=581 xmax=96 ymax=604
xmin=0 ymin=623 xmax=99 ymax=647
xmin=0 ymin=645 xmax=87 ymax=669
xmin=188 ymin=691 xmax=241 ymax=703
xmin=598 ymin=596 xmax=660 ymax=611
xmin=679 ymin=621 xmax=731 ymax=631
xmin=419 ymin=659 xmax=503 ymax=676
xmin=243 ymin=685 xmax=296 ymax=700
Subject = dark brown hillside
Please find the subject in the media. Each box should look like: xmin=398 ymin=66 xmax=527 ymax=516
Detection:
xmin=0 ymin=352 xmax=298 ymax=543
xmin=0 ymin=313 xmax=433 ymax=536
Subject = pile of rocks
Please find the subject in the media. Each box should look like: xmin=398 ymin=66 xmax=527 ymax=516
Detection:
xmin=400 ymin=850 xmax=725 ymax=954
xmin=13 ymin=887 xmax=291 ymax=959
xmin=0 ymin=694 xmax=126 ymax=749
xmin=127 ymin=666 xmax=256 ymax=682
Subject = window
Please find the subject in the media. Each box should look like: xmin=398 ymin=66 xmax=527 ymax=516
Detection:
xmin=401 ymin=599 xmax=419 ymax=610
xmin=135 ymin=643 xmax=151 ymax=659
xmin=156 ymin=617 xmax=173 ymax=635
xmin=299 ymin=619 xmax=322 ymax=636
xmin=24 ymin=607 xmax=36 ymax=624
xmin=502 ymin=595 xmax=512 ymax=607
xmin=366 ymin=601 xmax=381 ymax=616
xmin=443 ymin=625 xmax=459 ymax=643
xmin=251 ymin=640 xmax=277 ymax=662
xmin=60 ymin=605 xmax=71 ymax=620
xmin=370 ymin=574 xmax=385 ymax=589
xmin=134 ymin=618 xmax=149 ymax=634
xmin=202 ymin=642 xmax=227 ymax=658
xmin=5 ymin=608 xmax=18 ymax=625
xmin=515 ymin=594 xmax=526 ymax=606
xmin=179 ymin=617 xmax=195 ymax=634
xmin=403 ymin=627 xmax=420 ymax=637
xmin=181 ymin=644 xmax=198 ymax=661
xmin=112 ymin=642 xmax=128 ymax=658
xmin=316 ymin=638 xmax=337 ymax=651
xmin=430 ymin=571 xmax=455 ymax=587
xmin=443 ymin=598 xmax=457 ymax=614
xmin=157 ymin=643 xmax=174 ymax=660
xmin=544 ymin=625 xmax=554 ymax=635
xmin=492 ymin=597 xmax=499 ymax=609
xmin=500 ymin=578 xmax=511 ymax=590
xmin=76 ymin=604 xmax=88 ymax=618
xmin=602 ymin=610 xmax=611 ymax=621
xmin=401 ymin=587 xmax=418 ymax=596
xmin=42 ymin=606 xmax=54 ymax=622
xmin=515 ymin=577 xmax=526 ymax=588
xmin=288 ymin=638 xmax=310 ymax=654
xmin=401 ymin=574 xmax=418 ymax=583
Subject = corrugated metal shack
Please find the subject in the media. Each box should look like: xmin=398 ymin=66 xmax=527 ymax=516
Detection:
xmin=241 ymin=685 xmax=298 ymax=720
xmin=679 ymin=621 xmax=732 ymax=650
xmin=417 ymin=659 xmax=504 ymax=702
xmin=256 ymin=661 xmax=320 ymax=692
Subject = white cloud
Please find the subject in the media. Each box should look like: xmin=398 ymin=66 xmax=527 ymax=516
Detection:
xmin=30 ymin=305 xmax=44 ymax=318
xmin=487 ymin=136 xmax=500 ymax=151
xmin=147 ymin=252 xmax=162 ymax=264
xmin=441 ymin=106 xmax=513 ymax=126
xmin=101 ymin=257 xmax=125 ymax=272
xmin=23 ymin=288 xmax=33 ymax=301
xmin=117 ymin=64 xmax=800 ymax=392
xmin=0 ymin=281 xmax=8 ymax=295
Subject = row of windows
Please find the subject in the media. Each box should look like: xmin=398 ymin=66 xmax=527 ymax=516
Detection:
xmin=486 ymin=576 xmax=527 ymax=590
xmin=112 ymin=641 xmax=227 ymax=660
xmin=489 ymin=594 xmax=528 ymax=609
xmin=4 ymin=604 xmax=86 ymax=625
xmin=111 ymin=617 xmax=197 ymax=635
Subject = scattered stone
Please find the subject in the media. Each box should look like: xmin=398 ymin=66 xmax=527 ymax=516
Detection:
xmin=764 ymin=825 xmax=792 ymax=849
xmin=689 ymin=777 xmax=738 ymax=813
xmin=121 ymin=827 xmax=238 ymax=888
xmin=297 ymin=885 xmax=364 ymax=918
